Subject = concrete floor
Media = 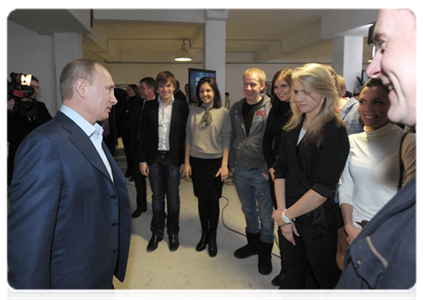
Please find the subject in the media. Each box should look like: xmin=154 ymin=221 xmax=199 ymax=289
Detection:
xmin=5 ymin=159 xmax=280 ymax=300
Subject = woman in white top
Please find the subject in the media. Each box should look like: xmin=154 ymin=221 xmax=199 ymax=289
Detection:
xmin=339 ymin=78 xmax=416 ymax=243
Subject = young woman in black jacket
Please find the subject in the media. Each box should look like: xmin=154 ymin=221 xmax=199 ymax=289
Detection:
xmin=272 ymin=63 xmax=349 ymax=289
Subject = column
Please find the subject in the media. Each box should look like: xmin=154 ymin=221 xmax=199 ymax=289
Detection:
xmin=204 ymin=10 xmax=228 ymax=106
xmin=332 ymin=36 xmax=364 ymax=92
xmin=53 ymin=32 xmax=83 ymax=108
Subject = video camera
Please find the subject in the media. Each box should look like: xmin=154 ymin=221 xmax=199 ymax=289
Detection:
xmin=8 ymin=72 xmax=40 ymax=117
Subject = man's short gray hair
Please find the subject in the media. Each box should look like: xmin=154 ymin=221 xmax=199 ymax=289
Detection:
xmin=60 ymin=58 xmax=99 ymax=101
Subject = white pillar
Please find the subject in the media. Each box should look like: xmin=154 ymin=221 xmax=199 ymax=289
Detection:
xmin=53 ymin=32 xmax=83 ymax=108
xmin=204 ymin=10 xmax=227 ymax=106
xmin=332 ymin=36 xmax=364 ymax=93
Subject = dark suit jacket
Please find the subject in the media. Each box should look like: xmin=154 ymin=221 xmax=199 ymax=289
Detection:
xmin=8 ymin=111 xmax=132 ymax=289
xmin=137 ymin=98 xmax=189 ymax=166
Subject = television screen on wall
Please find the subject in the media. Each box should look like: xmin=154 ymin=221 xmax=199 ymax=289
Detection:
xmin=188 ymin=68 xmax=216 ymax=104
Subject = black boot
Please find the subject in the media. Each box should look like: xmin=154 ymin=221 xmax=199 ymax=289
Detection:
xmin=208 ymin=230 xmax=217 ymax=257
xmin=258 ymin=240 xmax=273 ymax=275
xmin=234 ymin=231 xmax=260 ymax=258
xmin=196 ymin=230 xmax=208 ymax=252
xmin=271 ymin=269 xmax=285 ymax=286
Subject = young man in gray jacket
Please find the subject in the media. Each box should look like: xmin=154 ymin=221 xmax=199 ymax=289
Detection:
xmin=229 ymin=68 xmax=274 ymax=275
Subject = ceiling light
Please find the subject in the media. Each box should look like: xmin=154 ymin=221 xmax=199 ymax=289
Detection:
xmin=175 ymin=40 xmax=192 ymax=62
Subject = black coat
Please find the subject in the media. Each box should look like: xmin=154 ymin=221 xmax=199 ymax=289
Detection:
xmin=274 ymin=116 xmax=349 ymax=227
xmin=137 ymin=98 xmax=189 ymax=167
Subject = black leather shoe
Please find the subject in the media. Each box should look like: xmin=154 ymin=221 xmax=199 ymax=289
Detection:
xmin=132 ymin=208 xmax=147 ymax=218
xmin=147 ymin=235 xmax=162 ymax=252
xmin=169 ymin=235 xmax=179 ymax=251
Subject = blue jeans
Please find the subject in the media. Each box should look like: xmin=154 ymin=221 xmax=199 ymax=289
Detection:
xmin=233 ymin=166 xmax=274 ymax=244
xmin=149 ymin=152 xmax=181 ymax=237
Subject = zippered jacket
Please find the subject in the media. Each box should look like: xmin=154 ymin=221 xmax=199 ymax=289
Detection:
xmin=229 ymin=94 xmax=271 ymax=170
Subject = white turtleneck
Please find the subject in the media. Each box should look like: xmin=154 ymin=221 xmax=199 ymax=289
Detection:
xmin=339 ymin=123 xmax=416 ymax=228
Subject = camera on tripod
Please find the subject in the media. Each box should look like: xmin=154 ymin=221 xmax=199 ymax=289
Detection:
xmin=8 ymin=72 xmax=41 ymax=117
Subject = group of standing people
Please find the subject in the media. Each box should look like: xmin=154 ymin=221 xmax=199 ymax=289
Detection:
xmin=8 ymin=9 xmax=416 ymax=290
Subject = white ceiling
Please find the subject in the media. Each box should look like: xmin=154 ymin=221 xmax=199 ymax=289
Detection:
xmin=9 ymin=9 xmax=378 ymax=64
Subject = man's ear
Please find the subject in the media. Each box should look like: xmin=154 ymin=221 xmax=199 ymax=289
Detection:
xmin=260 ymin=81 xmax=267 ymax=93
xmin=75 ymin=79 xmax=88 ymax=98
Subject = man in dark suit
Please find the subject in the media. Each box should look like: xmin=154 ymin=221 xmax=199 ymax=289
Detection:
xmin=131 ymin=77 xmax=157 ymax=218
xmin=8 ymin=58 xmax=132 ymax=289
xmin=139 ymin=71 xmax=189 ymax=252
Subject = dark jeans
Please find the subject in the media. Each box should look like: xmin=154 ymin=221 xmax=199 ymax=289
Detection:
xmin=280 ymin=221 xmax=341 ymax=289
xmin=148 ymin=152 xmax=181 ymax=237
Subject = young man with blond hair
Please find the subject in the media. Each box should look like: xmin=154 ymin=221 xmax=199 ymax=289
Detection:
xmin=229 ymin=68 xmax=274 ymax=275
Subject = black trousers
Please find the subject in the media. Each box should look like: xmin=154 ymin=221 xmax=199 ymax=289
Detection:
xmin=280 ymin=221 xmax=341 ymax=289
xmin=122 ymin=130 xmax=133 ymax=176
xmin=133 ymin=161 xmax=147 ymax=210
xmin=269 ymin=179 xmax=320 ymax=300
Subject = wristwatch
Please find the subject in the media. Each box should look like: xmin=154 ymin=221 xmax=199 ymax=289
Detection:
xmin=282 ymin=209 xmax=292 ymax=224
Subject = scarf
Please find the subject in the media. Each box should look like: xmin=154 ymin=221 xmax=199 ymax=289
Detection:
xmin=199 ymin=102 xmax=213 ymax=127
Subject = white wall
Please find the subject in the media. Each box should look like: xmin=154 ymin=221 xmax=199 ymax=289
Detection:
xmin=8 ymin=20 xmax=58 ymax=114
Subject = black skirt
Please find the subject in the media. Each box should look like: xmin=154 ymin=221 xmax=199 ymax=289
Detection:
xmin=190 ymin=156 xmax=223 ymax=200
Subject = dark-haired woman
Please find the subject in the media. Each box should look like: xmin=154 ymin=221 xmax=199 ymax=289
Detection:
xmin=272 ymin=63 xmax=349 ymax=289
xmin=262 ymin=68 xmax=293 ymax=287
xmin=339 ymin=78 xmax=416 ymax=244
xmin=184 ymin=77 xmax=232 ymax=257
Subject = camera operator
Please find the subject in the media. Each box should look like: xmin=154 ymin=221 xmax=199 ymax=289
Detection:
xmin=8 ymin=75 xmax=52 ymax=186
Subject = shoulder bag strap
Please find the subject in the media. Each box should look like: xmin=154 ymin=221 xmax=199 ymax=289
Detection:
xmin=398 ymin=131 xmax=409 ymax=191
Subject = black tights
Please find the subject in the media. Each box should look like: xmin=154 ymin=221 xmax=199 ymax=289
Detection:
xmin=198 ymin=197 xmax=220 ymax=232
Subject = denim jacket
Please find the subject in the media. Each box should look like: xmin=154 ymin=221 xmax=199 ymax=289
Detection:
xmin=336 ymin=177 xmax=416 ymax=289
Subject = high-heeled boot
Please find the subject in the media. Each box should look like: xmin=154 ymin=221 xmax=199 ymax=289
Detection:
xmin=196 ymin=230 xmax=208 ymax=252
xmin=208 ymin=230 xmax=218 ymax=257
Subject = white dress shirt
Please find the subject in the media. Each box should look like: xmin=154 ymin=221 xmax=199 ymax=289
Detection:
xmin=158 ymin=96 xmax=174 ymax=151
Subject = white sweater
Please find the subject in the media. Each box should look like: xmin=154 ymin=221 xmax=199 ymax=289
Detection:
xmin=339 ymin=123 xmax=416 ymax=228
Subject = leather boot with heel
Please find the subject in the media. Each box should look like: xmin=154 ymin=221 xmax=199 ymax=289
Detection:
xmin=196 ymin=230 xmax=208 ymax=252
xmin=208 ymin=230 xmax=217 ymax=257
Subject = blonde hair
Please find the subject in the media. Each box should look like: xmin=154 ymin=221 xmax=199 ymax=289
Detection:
xmin=243 ymin=68 xmax=266 ymax=85
xmin=284 ymin=63 xmax=344 ymax=148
